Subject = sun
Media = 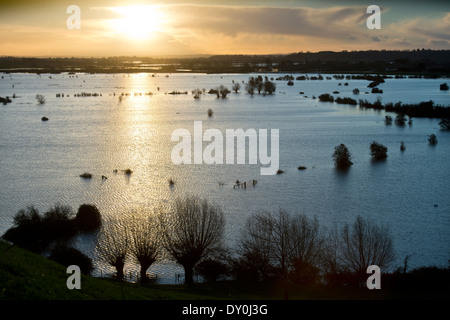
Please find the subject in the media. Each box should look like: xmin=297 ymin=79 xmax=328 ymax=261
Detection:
xmin=110 ymin=5 xmax=164 ymax=41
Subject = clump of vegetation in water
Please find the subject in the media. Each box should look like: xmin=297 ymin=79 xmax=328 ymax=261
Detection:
xmin=35 ymin=94 xmax=46 ymax=104
xmin=428 ymin=134 xmax=438 ymax=145
xmin=370 ymin=141 xmax=388 ymax=160
xmin=333 ymin=144 xmax=353 ymax=170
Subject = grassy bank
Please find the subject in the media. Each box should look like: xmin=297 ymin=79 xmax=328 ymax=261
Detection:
xmin=0 ymin=240 xmax=447 ymax=300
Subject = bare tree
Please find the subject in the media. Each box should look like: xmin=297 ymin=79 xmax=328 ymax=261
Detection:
xmin=238 ymin=210 xmax=324 ymax=299
xmin=158 ymin=196 xmax=225 ymax=284
xmin=339 ymin=215 xmax=395 ymax=279
xmin=95 ymin=218 xmax=129 ymax=280
xmin=237 ymin=212 xmax=276 ymax=281
xmin=321 ymin=224 xmax=342 ymax=280
xmin=289 ymin=214 xmax=324 ymax=284
xmin=128 ymin=213 xmax=161 ymax=282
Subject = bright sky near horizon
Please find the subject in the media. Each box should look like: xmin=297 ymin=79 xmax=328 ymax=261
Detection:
xmin=0 ymin=0 xmax=449 ymax=57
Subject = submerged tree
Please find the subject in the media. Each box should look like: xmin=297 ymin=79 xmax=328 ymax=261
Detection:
xmin=35 ymin=94 xmax=46 ymax=104
xmin=332 ymin=144 xmax=353 ymax=170
xmin=384 ymin=115 xmax=393 ymax=125
xmin=232 ymin=82 xmax=241 ymax=93
xmin=158 ymin=196 xmax=225 ymax=284
xmin=438 ymin=119 xmax=450 ymax=130
xmin=370 ymin=141 xmax=388 ymax=160
xmin=428 ymin=134 xmax=438 ymax=145
xmin=216 ymin=85 xmax=231 ymax=99
xmin=263 ymin=80 xmax=276 ymax=94
xmin=395 ymin=113 xmax=407 ymax=126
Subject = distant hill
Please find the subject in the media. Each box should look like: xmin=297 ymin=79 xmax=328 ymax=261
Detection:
xmin=1 ymin=50 xmax=449 ymax=74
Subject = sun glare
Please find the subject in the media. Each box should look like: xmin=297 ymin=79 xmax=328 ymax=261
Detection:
xmin=110 ymin=5 xmax=164 ymax=41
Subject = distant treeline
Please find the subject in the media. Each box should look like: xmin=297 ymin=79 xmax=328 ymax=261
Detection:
xmin=318 ymin=94 xmax=450 ymax=118
xmin=360 ymin=100 xmax=450 ymax=118
xmin=1 ymin=49 xmax=449 ymax=74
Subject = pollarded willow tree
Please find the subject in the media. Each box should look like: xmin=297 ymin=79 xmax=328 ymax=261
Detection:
xmin=95 ymin=218 xmax=129 ymax=280
xmin=158 ymin=196 xmax=225 ymax=284
xmin=128 ymin=213 xmax=161 ymax=282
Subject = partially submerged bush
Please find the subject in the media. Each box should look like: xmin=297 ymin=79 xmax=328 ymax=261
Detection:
xmin=318 ymin=93 xmax=334 ymax=102
xmin=395 ymin=114 xmax=407 ymax=126
xmin=370 ymin=141 xmax=388 ymax=160
xmin=75 ymin=204 xmax=102 ymax=233
xmin=439 ymin=119 xmax=450 ymax=130
xmin=2 ymin=205 xmax=78 ymax=253
xmin=385 ymin=115 xmax=393 ymax=125
xmin=335 ymin=97 xmax=357 ymax=105
xmin=35 ymin=94 xmax=46 ymax=104
xmin=428 ymin=134 xmax=438 ymax=145
xmin=332 ymin=144 xmax=353 ymax=169
xmin=195 ymin=259 xmax=229 ymax=282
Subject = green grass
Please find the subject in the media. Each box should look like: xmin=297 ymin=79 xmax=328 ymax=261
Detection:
xmin=1 ymin=240 xmax=447 ymax=300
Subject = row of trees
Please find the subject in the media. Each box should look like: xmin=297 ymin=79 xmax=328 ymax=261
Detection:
xmin=191 ymin=75 xmax=276 ymax=100
xmin=245 ymin=76 xmax=276 ymax=96
xmin=93 ymin=196 xmax=394 ymax=295
xmin=95 ymin=197 xmax=225 ymax=284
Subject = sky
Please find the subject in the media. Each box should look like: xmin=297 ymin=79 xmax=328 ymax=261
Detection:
xmin=0 ymin=0 xmax=449 ymax=57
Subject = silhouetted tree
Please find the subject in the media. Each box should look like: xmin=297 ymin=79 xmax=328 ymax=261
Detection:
xmin=128 ymin=214 xmax=161 ymax=282
xmin=41 ymin=204 xmax=77 ymax=242
xmin=385 ymin=115 xmax=393 ymax=125
xmin=370 ymin=141 xmax=388 ymax=160
xmin=95 ymin=218 xmax=129 ymax=280
xmin=195 ymin=259 xmax=229 ymax=282
xmin=245 ymin=81 xmax=255 ymax=96
xmin=263 ymin=80 xmax=276 ymax=94
xmin=332 ymin=144 xmax=353 ymax=169
xmin=232 ymin=82 xmax=241 ymax=93
xmin=192 ymin=88 xmax=202 ymax=99
xmin=339 ymin=215 xmax=395 ymax=284
xmin=158 ymin=196 xmax=225 ymax=284
xmin=216 ymin=85 xmax=230 ymax=98
xmin=2 ymin=206 xmax=44 ymax=252
xmin=75 ymin=204 xmax=102 ymax=233
xmin=439 ymin=119 xmax=450 ymax=130
xmin=395 ymin=114 xmax=407 ymax=126
xmin=319 ymin=93 xmax=334 ymax=102
xmin=428 ymin=134 xmax=438 ymax=145
xmin=238 ymin=210 xmax=324 ymax=299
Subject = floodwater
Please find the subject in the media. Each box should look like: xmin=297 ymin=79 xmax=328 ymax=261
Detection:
xmin=0 ymin=72 xmax=449 ymax=283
